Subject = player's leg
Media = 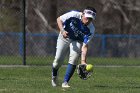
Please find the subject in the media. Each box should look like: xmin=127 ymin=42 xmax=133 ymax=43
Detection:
xmin=62 ymin=41 xmax=82 ymax=88
xmin=52 ymin=34 xmax=70 ymax=87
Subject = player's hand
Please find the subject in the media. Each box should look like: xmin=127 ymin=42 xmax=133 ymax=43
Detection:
xmin=81 ymin=60 xmax=87 ymax=65
xmin=61 ymin=31 xmax=69 ymax=38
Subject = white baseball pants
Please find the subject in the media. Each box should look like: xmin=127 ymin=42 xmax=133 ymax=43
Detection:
xmin=53 ymin=34 xmax=82 ymax=69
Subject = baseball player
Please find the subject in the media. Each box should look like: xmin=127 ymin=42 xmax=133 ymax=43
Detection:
xmin=52 ymin=6 xmax=96 ymax=88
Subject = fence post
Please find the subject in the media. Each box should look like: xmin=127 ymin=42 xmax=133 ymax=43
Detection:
xmin=101 ymin=35 xmax=106 ymax=57
xmin=21 ymin=0 xmax=26 ymax=65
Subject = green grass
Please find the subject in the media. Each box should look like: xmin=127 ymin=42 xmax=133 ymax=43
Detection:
xmin=1 ymin=56 xmax=140 ymax=92
xmin=88 ymin=57 xmax=140 ymax=66
xmin=0 ymin=56 xmax=140 ymax=66
xmin=0 ymin=66 xmax=140 ymax=93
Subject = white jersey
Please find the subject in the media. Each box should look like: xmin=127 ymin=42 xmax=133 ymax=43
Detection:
xmin=60 ymin=10 xmax=95 ymax=44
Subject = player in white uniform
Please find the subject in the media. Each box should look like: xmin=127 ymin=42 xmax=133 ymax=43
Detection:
xmin=52 ymin=6 xmax=96 ymax=88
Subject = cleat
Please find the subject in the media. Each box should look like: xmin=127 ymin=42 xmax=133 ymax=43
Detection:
xmin=62 ymin=82 xmax=70 ymax=88
xmin=52 ymin=76 xmax=58 ymax=87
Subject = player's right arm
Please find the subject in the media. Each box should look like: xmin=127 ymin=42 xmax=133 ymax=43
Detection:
xmin=57 ymin=11 xmax=81 ymax=38
xmin=57 ymin=17 xmax=68 ymax=38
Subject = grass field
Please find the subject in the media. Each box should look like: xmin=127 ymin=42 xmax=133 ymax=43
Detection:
xmin=0 ymin=66 xmax=140 ymax=93
xmin=0 ymin=57 xmax=140 ymax=93
xmin=0 ymin=56 xmax=140 ymax=66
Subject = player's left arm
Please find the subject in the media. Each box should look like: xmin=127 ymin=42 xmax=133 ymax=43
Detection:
xmin=81 ymin=34 xmax=93 ymax=64
xmin=81 ymin=43 xmax=88 ymax=64
xmin=81 ymin=24 xmax=95 ymax=64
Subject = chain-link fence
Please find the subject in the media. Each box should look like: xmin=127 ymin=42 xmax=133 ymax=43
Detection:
xmin=0 ymin=0 xmax=140 ymax=65
xmin=0 ymin=0 xmax=23 ymax=65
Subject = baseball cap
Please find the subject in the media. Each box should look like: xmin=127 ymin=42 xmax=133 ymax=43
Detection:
xmin=83 ymin=7 xmax=96 ymax=20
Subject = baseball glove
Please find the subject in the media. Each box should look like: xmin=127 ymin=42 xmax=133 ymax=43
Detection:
xmin=77 ymin=64 xmax=93 ymax=80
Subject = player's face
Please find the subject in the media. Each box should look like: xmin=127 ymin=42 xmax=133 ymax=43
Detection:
xmin=82 ymin=15 xmax=93 ymax=25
